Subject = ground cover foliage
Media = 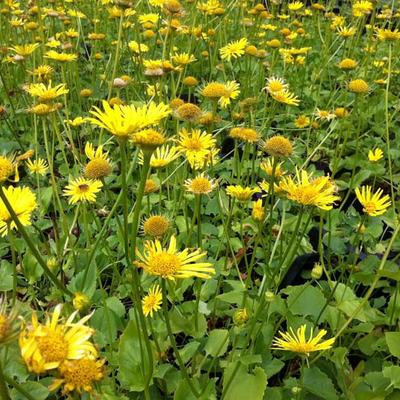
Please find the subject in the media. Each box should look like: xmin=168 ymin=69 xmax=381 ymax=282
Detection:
xmin=0 ymin=0 xmax=400 ymax=398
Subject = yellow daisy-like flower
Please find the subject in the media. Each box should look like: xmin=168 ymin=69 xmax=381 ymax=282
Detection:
xmin=219 ymin=38 xmax=248 ymax=62
xmin=355 ymin=186 xmax=391 ymax=216
xmin=264 ymin=77 xmax=288 ymax=94
xmin=368 ymin=148 xmax=383 ymax=162
xmin=0 ymin=155 xmax=17 ymax=182
xmin=260 ymin=158 xmax=285 ymax=178
xmin=0 ymin=186 xmax=37 ymax=237
xmin=251 ymin=199 xmax=265 ymax=222
xmin=25 ymin=82 xmax=69 ymax=102
xmin=84 ymin=143 xmax=112 ymax=180
xmin=49 ymin=357 xmax=105 ymax=394
xmin=9 ymin=43 xmax=40 ymax=57
xmin=138 ymin=145 xmax=181 ymax=169
xmin=270 ymin=90 xmax=300 ymax=106
xmin=201 ymin=81 xmax=240 ymax=108
xmin=184 ymin=173 xmax=217 ymax=195
xmin=88 ymin=100 xmax=171 ymax=138
xmin=143 ymin=215 xmax=170 ymax=237
xmin=376 ymin=28 xmax=400 ymax=42
xmin=229 ymin=127 xmax=259 ymax=143
xmin=44 ymin=50 xmax=78 ymax=62
xmin=64 ymin=177 xmax=103 ymax=205
xmin=171 ymin=52 xmax=197 ymax=66
xmin=226 ymin=185 xmax=258 ymax=201
xmin=338 ymin=58 xmax=358 ymax=70
xmin=28 ymin=65 xmax=54 ymax=81
xmin=272 ymin=325 xmax=335 ymax=355
xmin=262 ymin=136 xmax=293 ymax=158
xmin=352 ymin=0 xmax=373 ymax=17
xmin=177 ymin=128 xmax=217 ymax=169
xmin=294 ymin=115 xmax=310 ymax=128
xmin=279 ymin=170 xmax=340 ymax=210
xmin=142 ymin=284 xmax=163 ymax=317
xmin=26 ymin=158 xmax=48 ymax=176
xmin=130 ymin=129 xmax=166 ymax=151
xmin=135 ymin=235 xmax=215 ymax=280
xmin=288 ymin=1 xmax=303 ymax=11
xmin=19 ymin=305 xmax=97 ymax=374
xmin=348 ymin=79 xmax=370 ymax=94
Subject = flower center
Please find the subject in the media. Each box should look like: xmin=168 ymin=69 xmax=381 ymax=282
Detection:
xmin=363 ymin=201 xmax=377 ymax=214
xmin=78 ymin=184 xmax=90 ymax=193
xmin=36 ymin=331 xmax=68 ymax=363
xmin=60 ymin=359 xmax=102 ymax=391
xmin=148 ymin=252 xmax=180 ymax=277
xmin=186 ymin=138 xmax=203 ymax=151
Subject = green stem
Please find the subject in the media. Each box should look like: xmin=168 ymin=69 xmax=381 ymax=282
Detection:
xmin=161 ymin=280 xmax=200 ymax=398
xmin=0 ymin=185 xmax=71 ymax=297
xmin=0 ymin=362 xmax=10 ymax=400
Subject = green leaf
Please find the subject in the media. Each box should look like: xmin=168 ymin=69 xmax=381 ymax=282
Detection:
xmin=386 ymin=332 xmax=400 ymax=358
xmin=303 ymin=366 xmax=338 ymax=400
xmin=223 ymin=363 xmax=267 ymax=400
xmin=10 ymin=381 xmax=49 ymax=400
xmin=0 ymin=261 xmax=13 ymax=291
xmin=204 ymin=329 xmax=229 ymax=357
xmin=118 ymin=320 xmax=153 ymax=392
xmin=282 ymin=285 xmax=326 ymax=320
xmin=383 ymin=366 xmax=400 ymax=389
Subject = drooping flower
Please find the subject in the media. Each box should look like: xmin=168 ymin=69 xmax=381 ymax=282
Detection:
xmin=135 ymin=236 xmax=215 ymax=280
xmin=138 ymin=145 xmax=181 ymax=168
xmin=142 ymin=284 xmax=163 ymax=317
xmin=84 ymin=143 xmax=112 ymax=180
xmin=355 ymin=186 xmax=391 ymax=216
xmin=272 ymin=325 xmax=335 ymax=355
xmin=260 ymin=158 xmax=285 ymax=178
xmin=64 ymin=177 xmax=103 ymax=204
xmin=229 ymin=127 xmax=259 ymax=143
xmin=0 ymin=186 xmax=37 ymax=237
xmin=279 ymin=170 xmax=340 ymax=210
xmin=19 ymin=305 xmax=97 ymax=374
xmin=130 ymin=129 xmax=167 ymax=152
xmin=251 ymin=199 xmax=265 ymax=222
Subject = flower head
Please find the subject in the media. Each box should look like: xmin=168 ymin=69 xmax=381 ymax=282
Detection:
xmin=50 ymin=357 xmax=105 ymax=394
xmin=0 ymin=186 xmax=37 ymax=237
xmin=26 ymin=159 xmax=48 ymax=176
xmin=185 ymin=173 xmax=217 ymax=195
xmin=25 ymin=82 xmax=68 ymax=102
xmin=272 ymin=325 xmax=335 ymax=355
xmin=270 ymin=90 xmax=300 ymax=106
xmin=84 ymin=143 xmax=112 ymax=180
xmin=279 ymin=170 xmax=340 ymax=210
xmin=262 ymin=136 xmax=293 ymax=157
xmin=130 ymin=129 xmax=166 ymax=151
xmin=219 ymin=38 xmax=248 ymax=62
xmin=201 ymin=81 xmax=240 ymax=108
xmin=142 ymin=284 xmax=162 ymax=317
xmin=139 ymin=145 xmax=181 ymax=169
xmin=143 ymin=215 xmax=170 ymax=237
xmin=368 ymin=148 xmax=383 ymax=162
xmin=348 ymin=79 xmax=370 ymax=94
xmin=19 ymin=305 xmax=97 ymax=374
xmin=229 ymin=127 xmax=259 ymax=143
xmin=0 ymin=155 xmax=17 ymax=182
xmin=226 ymin=185 xmax=258 ymax=201
xmin=88 ymin=100 xmax=171 ymax=138
xmin=355 ymin=186 xmax=391 ymax=216
xmin=64 ymin=177 xmax=103 ymax=204
xmin=251 ymin=199 xmax=265 ymax=222
xmin=135 ymin=236 xmax=215 ymax=280
xmin=264 ymin=77 xmax=288 ymax=94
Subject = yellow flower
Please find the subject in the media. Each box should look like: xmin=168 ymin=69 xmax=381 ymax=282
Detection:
xmin=348 ymin=79 xmax=370 ymax=94
xmin=264 ymin=77 xmax=288 ymax=94
xmin=25 ymin=82 xmax=69 ymax=102
xmin=28 ymin=65 xmax=54 ymax=81
xmin=288 ymin=1 xmax=303 ymax=11
xmin=336 ymin=26 xmax=356 ymax=38
xmin=355 ymin=186 xmax=391 ymax=216
xmin=142 ymin=284 xmax=162 ymax=317
xmin=0 ymin=155 xmax=17 ymax=182
xmin=72 ymin=293 xmax=90 ymax=311
xmin=135 ymin=235 xmax=215 ymax=280
xmin=260 ymin=158 xmax=285 ymax=178
xmin=377 ymin=28 xmax=400 ymax=41
xmin=19 ymin=305 xmax=97 ymax=374
xmin=270 ymin=90 xmax=300 ymax=106
xmin=65 ymin=117 xmax=88 ymax=127
xmin=368 ymin=148 xmax=383 ymax=162
xmin=338 ymin=58 xmax=358 ymax=70
xmin=177 ymin=128 xmax=217 ymax=169
xmin=0 ymin=296 xmax=20 ymax=345
xmin=262 ymin=136 xmax=293 ymax=157
xmin=0 ymin=186 xmax=37 ymax=237
xmin=49 ymin=357 xmax=105 ymax=394
xmin=9 ymin=43 xmax=40 ymax=56
xmin=294 ymin=114 xmax=310 ymax=128
xmin=63 ymin=177 xmax=103 ymax=204
xmin=251 ymin=199 xmax=265 ymax=222
xmin=171 ymin=52 xmax=197 ymax=66
xmin=143 ymin=215 xmax=170 ymax=237
xmin=272 ymin=325 xmax=335 ymax=355
xmin=26 ymin=158 xmax=48 ymax=176
xmin=229 ymin=127 xmax=259 ymax=143
xmin=315 ymin=108 xmax=335 ymax=121
xmin=352 ymin=1 xmax=373 ymax=17
xmin=219 ymin=38 xmax=248 ymax=62
xmin=279 ymin=170 xmax=340 ymax=210
xmin=88 ymin=100 xmax=171 ymax=138
xmin=174 ymin=103 xmax=202 ymax=122
xmin=138 ymin=145 xmax=181 ymax=169
xmin=184 ymin=173 xmax=217 ymax=195
xmin=130 ymin=129 xmax=166 ymax=151
xmin=84 ymin=143 xmax=112 ymax=180
xmin=144 ymin=179 xmax=159 ymax=194
xmin=201 ymin=81 xmax=240 ymax=108
xmin=226 ymin=185 xmax=258 ymax=201
xmin=44 ymin=50 xmax=77 ymax=62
